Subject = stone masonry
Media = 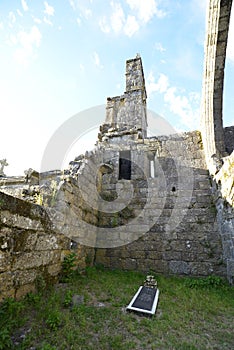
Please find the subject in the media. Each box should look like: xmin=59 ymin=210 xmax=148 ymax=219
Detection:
xmin=91 ymin=55 xmax=226 ymax=277
xmin=43 ymin=54 xmax=230 ymax=281
xmin=0 ymin=1 xmax=233 ymax=301
xmin=200 ymin=0 xmax=234 ymax=283
xmin=0 ymin=191 xmax=94 ymax=301
xmin=0 ymin=53 xmax=233 ymax=293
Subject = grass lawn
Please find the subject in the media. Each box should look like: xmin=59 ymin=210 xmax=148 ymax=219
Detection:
xmin=0 ymin=266 xmax=233 ymax=350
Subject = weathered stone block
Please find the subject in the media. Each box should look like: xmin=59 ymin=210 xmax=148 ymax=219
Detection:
xmin=109 ymin=257 xmax=123 ymax=269
xmin=35 ymin=234 xmax=59 ymax=251
xmin=47 ymin=263 xmax=62 ymax=277
xmin=152 ymin=260 xmax=169 ymax=273
xmin=169 ymin=261 xmax=191 ymax=275
xmin=0 ymin=271 xmax=15 ymax=301
xmin=15 ymin=284 xmax=36 ymax=300
xmin=145 ymin=250 xmax=162 ymax=260
xmin=227 ymin=259 xmax=234 ymax=283
xmin=95 ymin=255 xmax=110 ymax=266
xmin=1 ymin=211 xmax=44 ymax=230
xmin=13 ymin=251 xmax=61 ymax=270
xmin=190 ymin=262 xmax=216 ymax=276
xmin=13 ymin=269 xmax=37 ymax=287
xmin=123 ymin=258 xmax=137 ymax=270
xmin=24 ymin=232 xmax=38 ymax=250
xmin=129 ymin=250 xmax=145 ymax=259
xmin=181 ymin=251 xmax=198 ymax=262
xmin=0 ymin=251 xmax=11 ymax=272
xmin=163 ymin=251 xmax=181 ymax=261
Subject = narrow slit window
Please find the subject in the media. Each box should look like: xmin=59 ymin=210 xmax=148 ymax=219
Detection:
xmin=150 ymin=160 xmax=155 ymax=178
xmin=119 ymin=150 xmax=131 ymax=180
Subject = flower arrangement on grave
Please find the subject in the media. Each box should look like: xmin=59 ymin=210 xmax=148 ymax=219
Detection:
xmin=144 ymin=275 xmax=157 ymax=289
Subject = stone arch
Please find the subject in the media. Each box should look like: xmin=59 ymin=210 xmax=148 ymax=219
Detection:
xmin=201 ymin=0 xmax=233 ymax=174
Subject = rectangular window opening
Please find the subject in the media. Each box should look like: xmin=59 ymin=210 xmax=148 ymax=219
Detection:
xmin=119 ymin=150 xmax=131 ymax=180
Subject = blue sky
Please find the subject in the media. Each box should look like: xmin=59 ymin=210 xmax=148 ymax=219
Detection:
xmin=0 ymin=0 xmax=233 ymax=175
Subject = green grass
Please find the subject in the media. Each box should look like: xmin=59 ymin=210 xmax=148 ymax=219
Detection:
xmin=0 ymin=266 xmax=233 ymax=350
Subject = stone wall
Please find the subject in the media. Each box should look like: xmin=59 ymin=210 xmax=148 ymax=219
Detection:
xmin=95 ymin=131 xmax=226 ymax=278
xmin=0 ymin=191 xmax=93 ymax=301
xmin=1 ymin=129 xmax=229 ymax=289
xmin=0 ymin=170 xmax=62 ymax=206
xmin=224 ymin=126 xmax=234 ymax=154
xmin=0 ymin=176 xmax=27 ymax=199
xmin=213 ymin=151 xmax=234 ymax=283
xmin=0 ymin=51 xmax=233 ymax=289
xmin=47 ymin=168 xmax=99 ymax=250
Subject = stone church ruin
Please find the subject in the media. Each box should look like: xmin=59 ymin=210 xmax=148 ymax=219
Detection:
xmin=0 ymin=0 xmax=233 ymax=300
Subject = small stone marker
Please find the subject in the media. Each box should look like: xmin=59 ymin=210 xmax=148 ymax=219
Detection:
xmin=126 ymin=275 xmax=159 ymax=315
xmin=0 ymin=158 xmax=8 ymax=177
xmin=72 ymin=294 xmax=84 ymax=307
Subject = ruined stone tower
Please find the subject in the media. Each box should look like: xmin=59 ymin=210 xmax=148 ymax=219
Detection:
xmin=99 ymin=55 xmax=147 ymax=143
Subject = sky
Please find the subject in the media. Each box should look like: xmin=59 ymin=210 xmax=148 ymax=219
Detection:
xmin=0 ymin=0 xmax=234 ymax=176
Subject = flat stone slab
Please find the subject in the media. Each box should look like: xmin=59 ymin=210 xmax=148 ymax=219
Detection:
xmin=126 ymin=286 xmax=159 ymax=315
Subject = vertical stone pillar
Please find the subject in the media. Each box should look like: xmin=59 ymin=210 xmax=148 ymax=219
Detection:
xmin=125 ymin=54 xmax=148 ymax=138
xmin=201 ymin=0 xmax=232 ymax=173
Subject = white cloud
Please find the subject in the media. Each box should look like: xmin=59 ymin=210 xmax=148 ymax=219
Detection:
xmin=165 ymin=88 xmax=200 ymax=129
xmin=146 ymin=72 xmax=200 ymax=129
xmin=12 ymin=26 xmax=42 ymax=66
xmin=8 ymin=12 xmax=16 ymax=27
xmin=7 ymin=34 xmax=18 ymax=45
xmin=99 ymin=0 xmax=165 ymax=37
xmin=77 ymin=17 xmax=81 ymax=26
xmin=69 ymin=0 xmax=76 ymax=11
xmin=44 ymin=1 xmax=54 ymax=16
xmin=43 ymin=1 xmax=54 ymax=25
xmin=43 ymin=16 xmax=53 ymax=26
xmin=17 ymin=9 xmax=23 ymax=17
xmin=68 ymin=0 xmax=92 ymax=21
xmin=83 ymin=8 xmax=92 ymax=19
xmin=126 ymin=0 xmax=166 ymax=23
xmin=33 ymin=17 xmax=42 ymax=24
xmin=110 ymin=2 xmax=125 ymax=33
xmin=155 ymin=42 xmax=166 ymax=52
xmin=167 ymin=89 xmax=199 ymax=129
xmin=99 ymin=17 xmax=110 ymax=33
xmin=18 ymin=26 xmax=41 ymax=49
xmin=0 ymin=22 xmax=3 ymax=30
xmin=94 ymin=52 xmax=99 ymax=66
xmin=146 ymin=72 xmax=169 ymax=95
xmin=99 ymin=2 xmax=139 ymax=36
xmin=79 ymin=63 xmax=85 ymax=72
xmin=124 ymin=15 xmax=139 ymax=37
xmin=21 ymin=0 xmax=29 ymax=12
xmin=92 ymin=51 xmax=103 ymax=69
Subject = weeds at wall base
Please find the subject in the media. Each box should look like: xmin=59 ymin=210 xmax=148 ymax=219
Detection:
xmin=184 ymin=275 xmax=227 ymax=288
xmin=59 ymin=252 xmax=77 ymax=283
